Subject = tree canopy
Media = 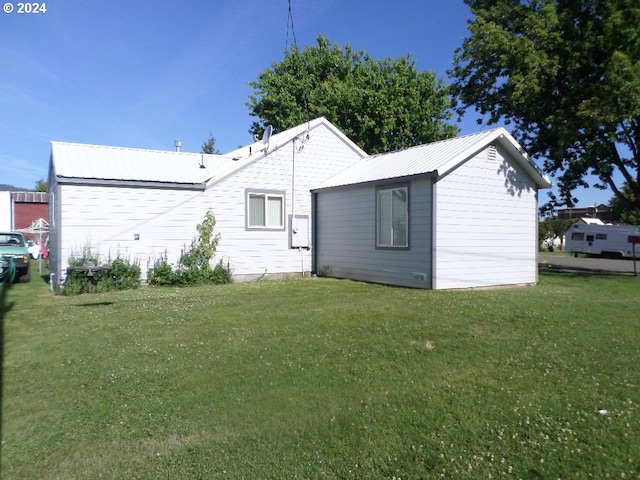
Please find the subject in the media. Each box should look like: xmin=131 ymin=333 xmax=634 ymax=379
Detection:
xmin=609 ymin=182 xmax=640 ymax=224
xmin=247 ymin=35 xmax=459 ymax=154
xmin=34 ymin=179 xmax=47 ymax=192
xmin=449 ymin=0 xmax=640 ymax=212
xmin=539 ymin=216 xmax=573 ymax=251
xmin=201 ymin=133 xmax=220 ymax=155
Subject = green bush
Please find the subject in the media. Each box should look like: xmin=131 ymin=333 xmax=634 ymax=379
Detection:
xmin=104 ymin=257 xmax=141 ymax=291
xmin=210 ymin=259 xmax=233 ymax=285
xmin=148 ymin=210 xmax=232 ymax=287
xmin=147 ymin=256 xmax=178 ymax=286
xmin=60 ymin=247 xmax=140 ymax=295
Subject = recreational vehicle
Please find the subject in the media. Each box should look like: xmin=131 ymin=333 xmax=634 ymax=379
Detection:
xmin=565 ymin=221 xmax=640 ymax=258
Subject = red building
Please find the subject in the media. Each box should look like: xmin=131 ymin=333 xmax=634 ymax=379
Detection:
xmin=12 ymin=192 xmax=50 ymax=242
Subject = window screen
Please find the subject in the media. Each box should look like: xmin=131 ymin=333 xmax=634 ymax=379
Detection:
xmin=377 ymin=186 xmax=408 ymax=247
xmin=247 ymin=192 xmax=284 ymax=229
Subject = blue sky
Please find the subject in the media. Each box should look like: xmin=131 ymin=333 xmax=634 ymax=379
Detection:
xmin=0 ymin=0 xmax=611 ymax=207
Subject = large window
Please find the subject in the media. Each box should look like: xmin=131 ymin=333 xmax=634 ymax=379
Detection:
xmin=377 ymin=185 xmax=408 ymax=248
xmin=247 ymin=190 xmax=285 ymax=229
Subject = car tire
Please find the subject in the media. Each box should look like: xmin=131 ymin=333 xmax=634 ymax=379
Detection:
xmin=18 ymin=266 xmax=31 ymax=283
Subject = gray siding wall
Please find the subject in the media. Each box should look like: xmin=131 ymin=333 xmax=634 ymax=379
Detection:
xmin=315 ymin=177 xmax=432 ymax=288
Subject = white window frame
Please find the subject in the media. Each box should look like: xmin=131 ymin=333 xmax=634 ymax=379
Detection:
xmin=246 ymin=189 xmax=286 ymax=230
xmin=376 ymin=184 xmax=409 ymax=249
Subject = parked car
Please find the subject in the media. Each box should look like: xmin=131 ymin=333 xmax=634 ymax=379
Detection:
xmin=0 ymin=231 xmax=31 ymax=283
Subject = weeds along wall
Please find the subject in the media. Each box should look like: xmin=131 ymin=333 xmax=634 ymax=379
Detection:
xmin=59 ymin=211 xmax=232 ymax=295
xmin=50 ymin=183 xmax=210 ymax=285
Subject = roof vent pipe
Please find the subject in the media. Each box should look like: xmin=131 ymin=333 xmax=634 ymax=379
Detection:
xmin=174 ymin=140 xmax=182 ymax=152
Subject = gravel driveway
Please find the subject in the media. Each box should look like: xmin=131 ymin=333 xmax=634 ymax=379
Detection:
xmin=539 ymin=253 xmax=640 ymax=275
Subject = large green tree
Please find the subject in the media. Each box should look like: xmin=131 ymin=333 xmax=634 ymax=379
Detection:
xmin=449 ymin=0 xmax=640 ymax=211
xmin=248 ymin=35 xmax=459 ymax=154
xmin=609 ymin=182 xmax=640 ymax=224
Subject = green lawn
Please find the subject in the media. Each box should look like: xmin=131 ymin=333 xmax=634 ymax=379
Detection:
xmin=1 ymin=268 xmax=639 ymax=479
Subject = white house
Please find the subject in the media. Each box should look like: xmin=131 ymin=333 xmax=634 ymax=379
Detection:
xmin=311 ymin=128 xmax=552 ymax=289
xmin=47 ymin=117 xmax=367 ymax=285
xmin=49 ymin=121 xmax=551 ymax=290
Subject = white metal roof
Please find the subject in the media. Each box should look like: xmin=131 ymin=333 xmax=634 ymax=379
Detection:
xmin=50 ymin=142 xmax=233 ymax=187
xmin=577 ymin=217 xmax=607 ymax=225
xmin=313 ymin=127 xmax=551 ymax=190
xmin=50 ymin=117 xmax=368 ymax=190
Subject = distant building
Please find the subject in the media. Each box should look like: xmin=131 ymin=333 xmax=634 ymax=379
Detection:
xmin=0 ymin=192 xmax=50 ymax=242
xmin=557 ymin=204 xmax=610 ymax=221
xmin=13 ymin=192 xmax=49 ymax=232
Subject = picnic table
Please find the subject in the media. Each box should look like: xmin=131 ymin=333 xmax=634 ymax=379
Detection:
xmin=66 ymin=262 xmax=112 ymax=292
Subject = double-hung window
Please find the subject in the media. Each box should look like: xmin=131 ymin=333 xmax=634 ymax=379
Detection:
xmin=247 ymin=190 xmax=285 ymax=229
xmin=376 ymin=185 xmax=409 ymax=248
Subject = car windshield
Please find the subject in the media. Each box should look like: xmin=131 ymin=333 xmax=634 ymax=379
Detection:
xmin=0 ymin=234 xmax=25 ymax=246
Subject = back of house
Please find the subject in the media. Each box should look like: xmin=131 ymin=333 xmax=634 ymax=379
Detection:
xmin=565 ymin=221 xmax=640 ymax=258
xmin=47 ymin=117 xmax=367 ymax=286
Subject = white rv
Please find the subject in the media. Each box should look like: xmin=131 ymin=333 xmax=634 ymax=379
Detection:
xmin=565 ymin=220 xmax=640 ymax=258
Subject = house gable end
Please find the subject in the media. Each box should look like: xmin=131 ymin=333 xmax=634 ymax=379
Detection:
xmin=207 ymin=117 xmax=367 ymax=190
xmin=314 ymin=127 xmax=550 ymax=192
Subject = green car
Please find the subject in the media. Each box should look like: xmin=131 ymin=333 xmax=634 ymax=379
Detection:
xmin=0 ymin=231 xmax=31 ymax=283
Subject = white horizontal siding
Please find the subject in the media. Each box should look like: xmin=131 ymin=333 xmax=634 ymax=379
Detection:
xmin=51 ymin=122 xmax=365 ymax=283
xmin=207 ymin=124 xmax=364 ymax=278
xmin=434 ymin=146 xmax=538 ymax=289
xmin=57 ymin=185 xmax=208 ymax=280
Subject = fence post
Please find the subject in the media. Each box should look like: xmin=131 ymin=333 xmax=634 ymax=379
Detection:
xmin=628 ymin=236 xmax=640 ymax=277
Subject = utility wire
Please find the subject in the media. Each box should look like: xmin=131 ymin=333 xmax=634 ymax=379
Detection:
xmin=286 ymin=0 xmax=298 ymax=52
xmin=286 ymin=0 xmax=311 ymax=129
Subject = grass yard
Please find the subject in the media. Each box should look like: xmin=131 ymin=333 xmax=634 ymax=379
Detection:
xmin=1 ymin=268 xmax=639 ymax=479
